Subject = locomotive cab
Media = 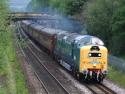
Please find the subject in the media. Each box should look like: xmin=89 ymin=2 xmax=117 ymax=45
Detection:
xmin=74 ymin=36 xmax=108 ymax=81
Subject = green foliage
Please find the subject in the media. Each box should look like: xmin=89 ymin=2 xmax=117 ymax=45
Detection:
xmin=111 ymin=33 xmax=125 ymax=55
xmin=84 ymin=0 xmax=125 ymax=56
xmin=108 ymin=66 xmax=125 ymax=88
xmin=51 ymin=0 xmax=86 ymax=15
xmin=0 ymin=0 xmax=9 ymax=75
xmin=0 ymin=0 xmax=29 ymax=94
xmin=49 ymin=0 xmax=60 ymax=8
xmin=63 ymin=0 xmax=85 ymax=15
xmin=0 ymin=0 xmax=9 ymax=30
xmin=111 ymin=5 xmax=125 ymax=55
xmin=3 ymin=30 xmax=28 ymax=94
xmin=50 ymin=0 xmax=85 ymax=15
xmin=84 ymin=0 xmax=114 ymax=47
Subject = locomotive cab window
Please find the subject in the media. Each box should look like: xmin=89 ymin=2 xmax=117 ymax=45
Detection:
xmin=77 ymin=37 xmax=91 ymax=47
xmin=91 ymin=37 xmax=104 ymax=45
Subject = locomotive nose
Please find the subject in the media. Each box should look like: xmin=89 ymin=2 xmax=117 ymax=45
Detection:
xmin=79 ymin=45 xmax=108 ymax=72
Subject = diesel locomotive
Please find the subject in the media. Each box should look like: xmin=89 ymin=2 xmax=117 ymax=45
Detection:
xmin=20 ymin=21 xmax=108 ymax=82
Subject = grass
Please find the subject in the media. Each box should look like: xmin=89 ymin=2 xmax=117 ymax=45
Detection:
xmin=0 ymin=30 xmax=29 ymax=94
xmin=108 ymin=66 xmax=125 ymax=88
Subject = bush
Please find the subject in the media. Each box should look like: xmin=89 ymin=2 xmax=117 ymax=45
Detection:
xmin=111 ymin=33 xmax=125 ymax=55
xmin=63 ymin=0 xmax=85 ymax=15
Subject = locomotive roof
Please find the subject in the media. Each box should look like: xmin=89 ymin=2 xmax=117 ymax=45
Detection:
xmin=56 ymin=32 xmax=104 ymax=46
xmin=42 ymin=28 xmax=62 ymax=35
xmin=30 ymin=24 xmax=45 ymax=30
xmin=22 ymin=21 xmax=60 ymax=35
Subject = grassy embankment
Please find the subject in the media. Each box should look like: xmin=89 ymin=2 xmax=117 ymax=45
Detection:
xmin=108 ymin=67 xmax=125 ymax=88
xmin=0 ymin=0 xmax=29 ymax=94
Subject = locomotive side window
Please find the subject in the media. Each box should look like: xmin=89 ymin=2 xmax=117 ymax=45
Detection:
xmin=83 ymin=37 xmax=91 ymax=45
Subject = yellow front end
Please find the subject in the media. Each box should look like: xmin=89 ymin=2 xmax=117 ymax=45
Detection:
xmin=79 ymin=45 xmax=108 ymax=81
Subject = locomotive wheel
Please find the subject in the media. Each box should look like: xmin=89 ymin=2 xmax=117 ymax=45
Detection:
xmin=76 ymin=72 xmax=82 ymax=80
xmin=72 ymin=69 xmax=82 ymax=80
xmin=97 ymin=77 xmax=103 ymax=83
xmin=76 ymin=73 xmax=80 ymax=79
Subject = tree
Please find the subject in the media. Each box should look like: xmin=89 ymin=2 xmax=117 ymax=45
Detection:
xmin=64 ymin=0 xmax=85 ymax=15
xmin=84 ymin=0 xmax=114 ymax=47
xmin=111 ymin=5 xmax=125 ymax=55
xmin=0 ymin=0 xmax=9 ymax=30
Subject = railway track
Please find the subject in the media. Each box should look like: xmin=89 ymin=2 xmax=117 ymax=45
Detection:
xmin=16 ymin=31 xmax=49 ymax=94
xmin=17 ymin=26 xmax=117 ymax=94
xmin=96 ymin=84 xmax=117 ymax=94
xmin=18 ymin=29 xmax=70 ymax=94
xmin=84 ymin=83 xmax=117 ymax=94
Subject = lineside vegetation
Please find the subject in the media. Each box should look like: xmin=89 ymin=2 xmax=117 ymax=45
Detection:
xmin=0 ymin=0 xmax=28 ymax=94
xmin=108 ymin=66 xmax=125 ymax=88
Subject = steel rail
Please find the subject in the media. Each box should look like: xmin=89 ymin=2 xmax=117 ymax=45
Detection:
xmin=84 ymin=83 xmax=117 ymax=94
xmin=18 ymin=29 xmax=70 ymax=94
xmin=27 ymin=45 xmax=70 ymax=94
xmin=16 ymin=32 xmax=50 ymax=94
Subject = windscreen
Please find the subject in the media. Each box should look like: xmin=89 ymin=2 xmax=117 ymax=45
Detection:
xmin=91 ymin=37 xmax=104 ymax=45
xmin=77 ymin=36 xmax=104 ymax=47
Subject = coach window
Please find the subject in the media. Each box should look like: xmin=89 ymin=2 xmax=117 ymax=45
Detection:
xmin=85 ymin=37 xmax=91 ymax=45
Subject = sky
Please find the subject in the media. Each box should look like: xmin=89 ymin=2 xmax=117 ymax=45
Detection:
xmin=9 ymin=0 xmax=31 ymax=12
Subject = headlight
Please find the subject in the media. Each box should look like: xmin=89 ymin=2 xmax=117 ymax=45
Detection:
xmin=88 ymin=53 xmax=101 ymax=57
xmin=88 ymin=53 xmax=91 ymax=57
xmin=98 ymin=53 xmax=101 ymax=57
